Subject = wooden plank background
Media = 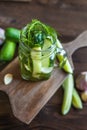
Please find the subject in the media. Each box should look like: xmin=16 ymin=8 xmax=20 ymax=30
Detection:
xmin=0 ymin=0 xmax=87 ymax=38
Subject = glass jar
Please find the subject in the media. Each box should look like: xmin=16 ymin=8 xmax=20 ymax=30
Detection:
xmin=18 ymin=23 xmax=57 ymax=81
xmin=19 ymin=43 xmax=56 ymax=81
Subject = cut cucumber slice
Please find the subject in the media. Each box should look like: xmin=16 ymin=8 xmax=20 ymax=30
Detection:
xmin=56 ymin=39 xmax=73 ymax=73
xmin=62 ymin=74 xmax=74 ymax=115
xmin=42 ymin=57 xmax=50 ymax=68
xmin=41 ymin=67 xmax=53 ymax=74
xmin=31 ymin=47 xmax=42 ymax=78
xmin=72 ymin=88 xmax=83 ymax=109
xmin=56 ymin=51 xmax=73 ymax=73
xmin=56 ymin=39 xmax=63 ymax=48
xmin=24 ymin=63 xmax=31 ymax=71
xmin=43 ymin=38 xmax=52 ymax=50
xmin=42 ymin=38 xmax=52 ymax=68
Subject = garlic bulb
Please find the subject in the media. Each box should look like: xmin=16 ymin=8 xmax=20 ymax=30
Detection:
xmin=0 ymin=28 xmax=5 ymax=45
xmin=76 ymin=72 xmax=87 ymax=91
xmin=76 ymin=72 xmax=87 ymax=102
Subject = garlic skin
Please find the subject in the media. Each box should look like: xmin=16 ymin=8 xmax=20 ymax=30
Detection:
xmin=0 ymin=28 xmax=5 ymax=46
xmin=76 ymin=72 xmax=87 ymax=91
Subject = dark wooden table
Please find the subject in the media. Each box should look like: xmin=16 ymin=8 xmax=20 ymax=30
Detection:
xmin=0 ymin=0 xmax=87 ymax=129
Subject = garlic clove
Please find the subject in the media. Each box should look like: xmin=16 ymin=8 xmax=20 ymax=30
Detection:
xmin=81 ymin=91 xmax=87 ymax=102
xmin=4 ymin=73 xmax=13 ymax=85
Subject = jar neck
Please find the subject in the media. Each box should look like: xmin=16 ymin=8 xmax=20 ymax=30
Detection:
xmin=19 ymin=41 xmax=56 ymax=52
xmin=19 ymin=42 xmax=56 ymax=59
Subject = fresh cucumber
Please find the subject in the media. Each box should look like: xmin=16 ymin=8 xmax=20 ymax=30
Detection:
xmin=0 ymin=40 xmax=16 ymax=61
xmin=56 ymin=39 xmax=73 ymax=73
xmin=72 ymin=88 xmax=83 ymax=109
xmin=62 ymin=74 xmax=74 ymax=115
xmin=5 ymin=27 xmax=20 ymax=42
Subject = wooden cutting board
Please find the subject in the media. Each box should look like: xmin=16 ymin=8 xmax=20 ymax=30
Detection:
xmin=0 ymin=31 xmax=87 ymax=124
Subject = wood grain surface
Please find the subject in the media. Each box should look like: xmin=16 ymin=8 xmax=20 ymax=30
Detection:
xmin=1 ymin=0 xmax=32 ymax=1
xmin=0 ymin=31 xmax=87 ymax=125
xmin=0 ymin=57 xmax=67 ymax=124
xmin=0 ymin=0 xmax=87 ymax=130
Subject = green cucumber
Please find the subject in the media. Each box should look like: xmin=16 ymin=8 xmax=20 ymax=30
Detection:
xmin=41 ymin=67 xmax=53 ymax=74
xmin=0 ymin=40 xmax=16 ymax=61
xmin=31 ymin=47 xmax=42 ymax=78
xmin=62 ymin=74 xmax=74 ymax=115
xmin=42 ymin=38 xmax=52 ymax=68
xmin=42 ymin=58 xmax=50 ymax=68
xmin=43 ymin=38 xmax=52 ymax=50
xmin=72 ymin=88 xmax=83 ymax=109
xmin=56 ymin=39 xmax=73 ymax=73
xmin=5 ymin=27 xmax=20 ymax=42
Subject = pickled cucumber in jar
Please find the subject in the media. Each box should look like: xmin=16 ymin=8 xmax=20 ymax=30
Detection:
xmin=19 ymin=19 xmax=57 ymax=81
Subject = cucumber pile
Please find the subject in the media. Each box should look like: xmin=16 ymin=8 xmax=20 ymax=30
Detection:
xmin=0 ymin=27 xmax=20 ymax=62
